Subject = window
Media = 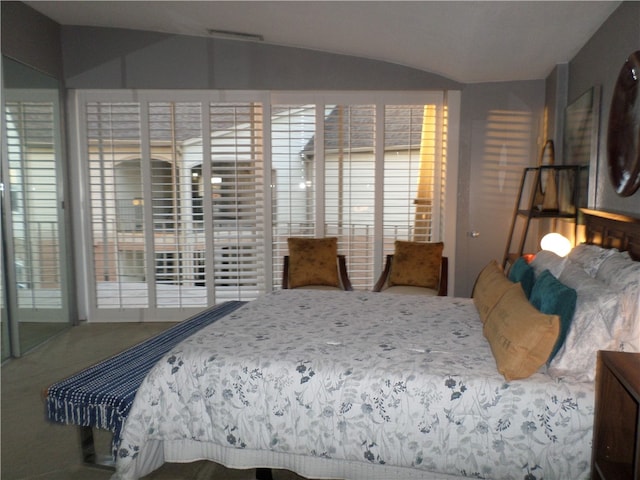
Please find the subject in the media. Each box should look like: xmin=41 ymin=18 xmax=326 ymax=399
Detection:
xmin=383 ymin=104 xmax=444 ymax=244
xmin=270 ymin=94 xmax=447 ymax=290
xmin=72 ymin=90 xmax=451 ymax=321
xmin=270 ymin=104 xmax=317 ymax=285
xmin=80 ymin=92 xmax=265 ymax=320
xmin=323 ymin=104 xmax=377 ymax=287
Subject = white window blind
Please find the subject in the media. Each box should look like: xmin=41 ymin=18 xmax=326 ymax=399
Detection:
xmin=270 ymin=105 xmax=316 ymax=287
xmin=324 ymin=104 xmax=376 ymax=288
xmin=74 ymin=90 xmax=448 ymax=321
xmin=86 ymin=101 xmax=148 ymax=308
xmin=148 ymin=102 xmax=205 ymax=307
xmin=383 ymin=104 xmax=443 ymax=249
xmin=209 ymin=103 xmax=265 ymax=301
xmin=270 ymin=98 xmax=446 ymax=291
xmin=82 ymin=93 xmax=265 ymax=316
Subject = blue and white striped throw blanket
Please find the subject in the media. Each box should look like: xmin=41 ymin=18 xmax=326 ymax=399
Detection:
xmin=45 ymin=301 xmax=246 ymax=457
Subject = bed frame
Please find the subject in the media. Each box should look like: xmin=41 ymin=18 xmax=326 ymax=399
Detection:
xmin=581 ymin=208 xmax=640 ymax=260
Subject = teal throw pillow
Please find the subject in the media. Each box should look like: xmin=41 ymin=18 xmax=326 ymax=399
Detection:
xmin=529 ymin=269 xmax=577 ymax=362
xmin=508 ymin=257 xmax=535 ymax=298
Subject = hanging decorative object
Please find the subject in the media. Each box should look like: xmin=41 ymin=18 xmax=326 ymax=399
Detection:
xmin=607 ymin=50 xmax=640 ymax=197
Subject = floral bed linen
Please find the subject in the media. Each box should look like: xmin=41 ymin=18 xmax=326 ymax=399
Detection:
xmin=113 ymin=290 xmax=594 ymax=480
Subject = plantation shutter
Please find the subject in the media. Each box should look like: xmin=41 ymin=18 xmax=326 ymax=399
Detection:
xmin=74 ymin=90 xmax=449 ymax=321
xmin=147 ymin=102 xmax=206 ymax=307
xmin=81 ymin=92 xmax=265 ymax=319
xmin=209 ymin=102 xmax=265 ymax=301
xmin=268 ymin=94 xmax=446 ymax=292
xmin=270 ymin=105 xmax=317 ymax=287
xmin=86 ymin=101 xmax=148 ymax=309
xmin=324 ymin=104 xmax=377 ymax=288
xmin=382 ymin=104 xmax=443 ymax=253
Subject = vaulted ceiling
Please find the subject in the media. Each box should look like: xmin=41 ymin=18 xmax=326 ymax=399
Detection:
xmin=25 ymin=1 xmax=620 ymax=83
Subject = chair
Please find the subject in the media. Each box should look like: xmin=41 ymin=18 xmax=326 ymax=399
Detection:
xmin=373 ymin=240 xmax=448 ymax=296
xmin=374 ymin=254 xmax=448 ymax=296
xmin=282 ymin=237 xmax=353 ymax=291
xmin=282 ymin=254 xmax=353 ymax=291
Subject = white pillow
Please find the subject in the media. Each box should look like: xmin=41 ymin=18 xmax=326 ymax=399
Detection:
xmin=530 ymin=250 xmax=567 ymax=279
xmin=547 ymin=262 xmax=621 ymax=382
xmin=567 ymin=243 xmax=618 ymax=277
xmin=596 ymin=252 xmax=640 ymax=352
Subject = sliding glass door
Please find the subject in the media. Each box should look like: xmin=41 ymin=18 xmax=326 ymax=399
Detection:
xmin=72 ymin=90 xmax=452 ymax=323
xmin=270 ymin=98 xmax=447 ymax=290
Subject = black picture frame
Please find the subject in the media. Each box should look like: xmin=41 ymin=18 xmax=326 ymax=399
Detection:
xmin=563 ymin=86 xmax=600 ymax=209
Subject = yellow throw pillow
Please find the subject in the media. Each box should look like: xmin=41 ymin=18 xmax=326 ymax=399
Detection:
xmin=483 ymin=283 xmax=560 ymax=381
xmin=287 ymin=237 xmax=339 ymax=288
xmin=472 ymin=260 xmax=512 ymax=324
xmin=389 ymin=241 xmax=443 ymax=289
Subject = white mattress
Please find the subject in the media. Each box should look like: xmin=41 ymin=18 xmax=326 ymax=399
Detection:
xmin=112 ymin=290 xmax=594 ymax=480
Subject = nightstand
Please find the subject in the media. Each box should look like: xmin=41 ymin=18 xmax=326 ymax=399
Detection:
xmin=592 ymin=351 xmax=640 ymax=480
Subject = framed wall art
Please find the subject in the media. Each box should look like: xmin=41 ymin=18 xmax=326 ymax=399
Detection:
xmin=563 ymin=85 xmax=601 ymax=209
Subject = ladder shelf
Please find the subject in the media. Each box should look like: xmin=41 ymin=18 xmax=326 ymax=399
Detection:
xmin=502 ymin=165 xmax=583 ymax=269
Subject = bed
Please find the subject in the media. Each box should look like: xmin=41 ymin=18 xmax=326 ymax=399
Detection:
xmin=45 ymin=209 xmax=639 ymax=480
xmin=104 ymin=209 xmax=640 ymax=480
xmin=112 ymin=290 xmax=591 ymax=480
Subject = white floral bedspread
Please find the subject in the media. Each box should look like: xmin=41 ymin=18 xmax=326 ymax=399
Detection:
xmin=113 ymin=290 xmax=594 ymax=480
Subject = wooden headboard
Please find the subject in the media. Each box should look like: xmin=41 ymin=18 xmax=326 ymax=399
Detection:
xmin=581 ymin=208 xmax=640 ymax=261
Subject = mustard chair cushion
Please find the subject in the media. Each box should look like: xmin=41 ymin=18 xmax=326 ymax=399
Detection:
xmin=287 ymin=237 xmax=339 ymax=288
xmin=389 ymin=240 xmax=444 ymax=289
